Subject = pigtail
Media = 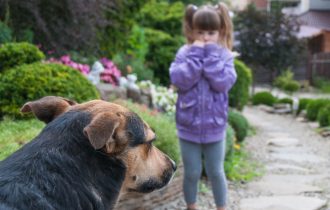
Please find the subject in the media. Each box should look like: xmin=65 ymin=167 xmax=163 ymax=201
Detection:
xmin=183 ymin=4 xmax=198 ymax=44
xmin=215 ymin=2 xmax=233 ymax=50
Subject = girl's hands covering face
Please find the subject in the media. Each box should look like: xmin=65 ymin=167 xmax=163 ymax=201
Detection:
xmin=193 ymin=30 xmax=220 ymax=45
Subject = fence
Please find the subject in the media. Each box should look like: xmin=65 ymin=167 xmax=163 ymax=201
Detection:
xmin=308 ymin=52 xmax=330 ymax=84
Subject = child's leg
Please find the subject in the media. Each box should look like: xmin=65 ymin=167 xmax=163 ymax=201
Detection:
xmin=202 ymin=140 xmax=227 ymax=208
xmin=179 ymin=139 xmax=202 ymax=207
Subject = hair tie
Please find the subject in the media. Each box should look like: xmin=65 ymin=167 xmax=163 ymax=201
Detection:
xmin=192 ymin=5 xmax=198 ymax=11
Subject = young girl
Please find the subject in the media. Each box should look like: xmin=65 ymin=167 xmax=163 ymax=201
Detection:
xmin=169 ymin=3 xmax=237 ymax=210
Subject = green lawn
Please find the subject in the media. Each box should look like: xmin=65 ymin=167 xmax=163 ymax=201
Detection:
xmin=0 ymin=118 xmax=44 ymax=160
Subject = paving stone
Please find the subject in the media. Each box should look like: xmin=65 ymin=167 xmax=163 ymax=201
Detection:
xmin=247 ymin=181 xmax=323 ymax=195
xmin=267 ymin=137 xmax=300 ymax=147
xmin=266 ymin=163 xmax=312 ymax=173
xmin=267 ymin=132 xmax=290 ymax=138
xmin=260 ymin=175 xmax=327 ymax=185
xmin=239 ymin=196 xmax=327 ymax=210
xmin=267 ymin=146 xmax=309 ymax=154
xmin=270 ymin=153 xmax=326 ymax=164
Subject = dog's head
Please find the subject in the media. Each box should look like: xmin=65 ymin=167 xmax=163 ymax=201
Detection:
xmin=21 ymin=96 xmax=176 ymax=194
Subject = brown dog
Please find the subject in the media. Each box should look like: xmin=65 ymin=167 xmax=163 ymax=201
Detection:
xmin=0 ymin=96 xmax=176 ymax=210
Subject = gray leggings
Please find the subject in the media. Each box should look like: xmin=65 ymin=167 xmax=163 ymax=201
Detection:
xmin=179 ymin=139 xmax=227 ymax=207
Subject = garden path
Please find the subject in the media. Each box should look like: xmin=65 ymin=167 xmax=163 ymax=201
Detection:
xmin=236 ymin=106 xmax=330 ymax=210
xmin=158 ymin=105 xmax=330 ymax=210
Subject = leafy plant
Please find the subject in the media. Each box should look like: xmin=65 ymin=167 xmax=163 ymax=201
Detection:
xmin=234 ymin=4 xmax=307 ymax=81
xmin=229 ymin=59 xmax=253 ymax=111
xmin=273 ymin=70 xmax=300 ymax=93
xmin=0 ymin=42 xmax=45 ymax=72
xmin=0 ymin=63 xmax=100 ymax=118
xmin=224 ymin=144 xmax=263 ymax=182
xmin=306 ymin=99 xmax=330 ymax=121
xmin=228 ymin=110 xmax=249 ymax=142
xmin=251 ymin=91 xmax=277 ymax=106
xmin=317 ymin=104 xmax=330 ymax=127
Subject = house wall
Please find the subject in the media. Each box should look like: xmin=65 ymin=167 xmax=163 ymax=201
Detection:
xmin=324 ymin=31 xmax=330 ymax=52
xmin=310 ymin=0 xmax=330 ymax=10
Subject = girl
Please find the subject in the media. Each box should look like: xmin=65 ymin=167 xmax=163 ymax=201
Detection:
xmin=169 ymin=3 xmax=237 ymax=210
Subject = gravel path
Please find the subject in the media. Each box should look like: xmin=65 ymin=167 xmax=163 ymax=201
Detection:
xmin=157 ymin=105 xmax=330 ymax=210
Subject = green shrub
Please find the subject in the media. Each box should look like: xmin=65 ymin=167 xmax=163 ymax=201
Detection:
xmin=252 ymin=91 xmax=277 ymax=106
xmin=229 ymin=59 xmax=252 ymax=111
xmin=306 ymin=99 xmax=330 ymax=121
xmin=138 ymin=0 xmax=184 ymax=36
xmin=144 ymin=28 xmax=184 ymax=85
xmin=114 ymin=100 xmax=180 ymax=164
xmin=317 ymin=104 xmax=330 ymax=127
xmin=0 ymin=42 xmax=45 ymax=72
xmin=228 ymin=110 xmax=249 ymax=142
xmin=225 ymin=124 xmax=236 ymax=157
xmin=0 ymin=63 xmax=100 ymax=118
xmin=276 ymin=97 xmax=293 ymax=106
xmin=297 ymin=98 xmax=313 ymax=115
xmin=273 ymin=70 xmax=300 ymax=93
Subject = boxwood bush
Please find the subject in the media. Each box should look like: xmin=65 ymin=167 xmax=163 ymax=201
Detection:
xmin=228 ymin=109 xmax=249 ymax=142
xmin=114 ymin=100 xmax=180 ymax=164
xmin=229 ymin=59 xmax=252 ymax=111
xmin=225 ymin=124 xmax=236 ymax=157
xmin=306 ymin=99 xmax=330 ymax=121
xmin=317 ymin=104 xmax=330 ymax=127
xmin=0 ymin=62 xmax=100 ymax=118
xmin=297 ymin=98 xmax=313 ymax=115
xmin=0 ymin=42 xmax=45 ymax=72
xmin=252 ymin=91 xmax=277 ymax=106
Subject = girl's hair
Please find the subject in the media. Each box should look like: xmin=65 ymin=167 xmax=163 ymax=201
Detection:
xmin=183 ymin=2 xmax=233 ymax=50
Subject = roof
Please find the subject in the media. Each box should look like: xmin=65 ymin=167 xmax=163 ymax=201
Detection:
xmin=298 ymin=10 xmax=330 ymax=31
xmin=296 ymin=25 xmax=322 ymax=39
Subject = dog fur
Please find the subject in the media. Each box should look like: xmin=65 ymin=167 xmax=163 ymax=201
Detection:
xmin=0 ymin=96 xmax=176 ymax=210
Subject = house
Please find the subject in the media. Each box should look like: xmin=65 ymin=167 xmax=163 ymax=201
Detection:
xmin=283 ymin=0 xmax=330 ymax=53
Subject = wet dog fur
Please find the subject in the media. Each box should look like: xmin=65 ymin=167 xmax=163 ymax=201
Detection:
xmin=0 ymin=96 xmax=176 ymax=210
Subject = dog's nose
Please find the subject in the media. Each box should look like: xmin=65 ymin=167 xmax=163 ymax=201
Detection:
xmin=170 ymin=159 xmax=177 ymax=171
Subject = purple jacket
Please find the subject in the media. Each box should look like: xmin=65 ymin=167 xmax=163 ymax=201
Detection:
xmin=169 ymin=44 xmax=237 ymax=144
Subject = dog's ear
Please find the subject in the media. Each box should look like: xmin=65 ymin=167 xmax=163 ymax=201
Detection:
xmin=83 ymin=113 xmax=120 ymax=154
xmin=20 ymin=96 xmax=77 ymax=123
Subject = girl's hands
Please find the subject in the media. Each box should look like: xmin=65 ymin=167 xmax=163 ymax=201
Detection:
xmin=193 ymin=40 xmax=205 ymax=47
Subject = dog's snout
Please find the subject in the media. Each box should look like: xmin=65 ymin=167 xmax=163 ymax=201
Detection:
xmin=169 ymin=159 xmax=176 ymax=171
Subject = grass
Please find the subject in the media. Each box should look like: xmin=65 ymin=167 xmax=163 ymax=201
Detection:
xmin=224 ymin=143 xmax=264 ymax=182
xmin=0 ymin=117 xmax=44 ymax=160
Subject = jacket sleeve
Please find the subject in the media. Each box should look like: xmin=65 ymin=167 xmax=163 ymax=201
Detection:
xmin=203 ymin=44 xmax=237 ymax=93
xmin=169 ymin=45 xmax=204 ymax=92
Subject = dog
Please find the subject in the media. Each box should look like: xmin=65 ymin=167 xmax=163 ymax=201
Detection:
xmin=0 ymin=96 xmax=176 ymax=210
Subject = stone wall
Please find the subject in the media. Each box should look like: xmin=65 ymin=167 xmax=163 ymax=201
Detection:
xmin=114 ymin=165 xmax=183 ymax=210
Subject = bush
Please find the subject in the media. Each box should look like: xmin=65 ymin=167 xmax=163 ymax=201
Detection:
xmin=306 ymin=99 xmax=330 ymax=121
xmin=297 ymin=98 xmax=313 ymax=115
xmin=0 ymin=42 xmax=45 ymax=72
xmin=0 ymin=63 xmax=100 ymax=118
xmin=114 ymin=100 xmax=180 ymax=164
xmin=225 ymin=124 xmax=236 ymax=157
xmin=317 ymin=104 xmax=330 ymax=127
xmin=138 ymin=0 xmax=184 ymax=36
xmin=273 ymin=70 xmax=300 ymax=93
xmin=251 ymin=91 xmax=277 ymax=106
xmin=144 ymin=28 xmax=184 ymax=85
xmin=229 ymin=59 xmax=252 ymax=111
xmin=228 ymin=110 xmax=249 ymax=142
xmin=276 ymin=97 xmax=293 ymax=106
